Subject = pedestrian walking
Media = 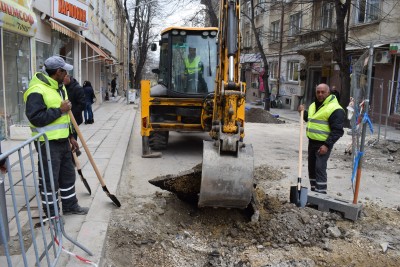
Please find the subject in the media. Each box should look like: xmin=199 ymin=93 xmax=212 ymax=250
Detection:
xmin=24 ymin=56 xmax=89 ymax=216
xmin=298 ymin=83 xmax=345 ymax=194
xmin=83 ymin=81 xmax=95 ymax=124
xmin=111 ymin=76 xmax=117 ymax=97
xmin=64 ymin=75 xmax=85 ymax=140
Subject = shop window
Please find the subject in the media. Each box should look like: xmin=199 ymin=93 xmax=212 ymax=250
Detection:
xmin=51 ymin=30 xmax=74 ymax=66
xmin=287 ymin=61 xmax=300 ymax=82
xmin=2 ymin=31 xmax=31 ymax=126
xmin=36 ymin=41 xmax=51 ymax=72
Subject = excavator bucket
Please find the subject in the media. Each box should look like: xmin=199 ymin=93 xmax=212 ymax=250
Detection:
xmin=198 ymin=141 xmax=254 ymax=209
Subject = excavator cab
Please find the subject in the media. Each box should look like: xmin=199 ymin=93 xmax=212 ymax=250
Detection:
xmin=152 ymin=27 xmax=218 ymax=97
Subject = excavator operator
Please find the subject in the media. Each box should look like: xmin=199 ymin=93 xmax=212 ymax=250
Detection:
xmin=183 ymin=47 xmax=208 ymax=93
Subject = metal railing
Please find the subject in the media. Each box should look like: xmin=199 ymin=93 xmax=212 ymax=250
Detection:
xmin=0 ymin=133 xmax=92 ymax=266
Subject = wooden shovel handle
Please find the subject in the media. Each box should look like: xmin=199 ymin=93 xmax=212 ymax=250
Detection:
xmin=72 ymin=151 xmax=81 ymax=169
xmin=68 ymin=111 xmax=106 ymax=187
xmin=298 ymin=109 xmax=304 ymax=178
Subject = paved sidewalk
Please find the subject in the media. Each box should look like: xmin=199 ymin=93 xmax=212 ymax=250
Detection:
xmin=1 ymin=96 xmax=138 ymax=266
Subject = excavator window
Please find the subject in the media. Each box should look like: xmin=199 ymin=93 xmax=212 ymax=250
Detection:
xmin=169 ymin=32 xmax=217 ymax=96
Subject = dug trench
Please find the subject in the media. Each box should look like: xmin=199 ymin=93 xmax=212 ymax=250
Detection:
xmin=105 ymin=163 xmax=400 ymax=267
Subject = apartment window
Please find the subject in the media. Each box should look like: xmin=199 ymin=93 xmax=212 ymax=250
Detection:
xmin=289 ymin=12 xmax=302 ymax=36
xmin=355 ymin=0 xmax=380 ymax=24
xmin=321 ymin=2 xmax=334 ymax=29
xmin=271 ymin=20 xmax=280 ymax=42
xmin=287 ymin=61 xmax=299 ymax=82
xmin=269 ymin=62 xmax=278 ymax=80
xmin=256 ymin=26 xmax=264 ymax=41
xmin=244 ymin=30 xmax=251 ymax=48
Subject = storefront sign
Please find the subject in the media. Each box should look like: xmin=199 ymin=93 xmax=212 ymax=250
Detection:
xmin=0 ymin=0 xmax=37 ymax=36
xmin=52 ymin=0 xmax=88 ymax=29
xmin=389 ymin=43 xmax=400 ymax=55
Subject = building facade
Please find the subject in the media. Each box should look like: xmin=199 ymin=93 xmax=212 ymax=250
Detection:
xmin=0 ymin=0 xmax=128 ymax=140
xmin=241 ymin=0 xmax=400 ymax=127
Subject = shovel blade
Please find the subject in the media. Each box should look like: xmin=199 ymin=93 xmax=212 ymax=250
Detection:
xmin=290 ymin=186 xmax=308 ymax=208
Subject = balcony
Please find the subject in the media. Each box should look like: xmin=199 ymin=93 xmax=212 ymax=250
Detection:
xmin=294 ymin=29 xmax=335 ymax=51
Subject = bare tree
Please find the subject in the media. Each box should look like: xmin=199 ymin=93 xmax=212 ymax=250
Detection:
xmin=241 ymin=0 xmax=271 ymax=110
xmin=124 ymin=0 xmax=140 ymax=88
xmin=133 ymin=3 xmax=158 ymax=88
xmin=332 ymin=0 xmax=351 ymax=109
xmin=124 ymin=0 xmax=159 ymax=89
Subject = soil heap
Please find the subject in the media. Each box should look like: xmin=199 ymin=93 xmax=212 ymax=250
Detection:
xmin=245 ymin=108 xmax=285 ymax=124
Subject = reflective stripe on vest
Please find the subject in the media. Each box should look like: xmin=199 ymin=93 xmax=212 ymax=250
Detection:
xmin=31 ymin=122 xmax=69 ymax=134
xmin=306 ymin=95 xmax=343 ymax=141
xmin=184 ymin=56 xmax=201 ymax=74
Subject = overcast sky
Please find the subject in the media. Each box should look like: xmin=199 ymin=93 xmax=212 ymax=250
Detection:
xmin=157 ymin=1 xmax=200 ymax=28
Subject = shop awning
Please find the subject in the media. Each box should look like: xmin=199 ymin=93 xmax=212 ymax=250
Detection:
xmin=49 ymin=18 xmax=84 ymax=41
xmin=83 ymin=40 xmax=113 ymax=63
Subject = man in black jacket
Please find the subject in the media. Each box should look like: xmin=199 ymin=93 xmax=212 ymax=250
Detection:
xmin=298 ymin=83 xmax=345 ymax=194
xmin=64 ymin=75 xmax=85 ymax=140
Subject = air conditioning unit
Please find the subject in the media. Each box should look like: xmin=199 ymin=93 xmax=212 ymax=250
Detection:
xmin=374 ymin=51 xmax=391 ymax=64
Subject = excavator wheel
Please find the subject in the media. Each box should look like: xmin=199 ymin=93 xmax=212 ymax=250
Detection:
xmin=149 ymin=131 xmax=169 ymax=150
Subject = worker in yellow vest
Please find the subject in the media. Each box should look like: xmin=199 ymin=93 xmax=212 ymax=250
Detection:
xmin=24 ymin=56 xmax=89 ymax=217
xmin=183 ymin=47 xmax=208 ymax=93
xmin=298 ymin=83 xmax=345 ymax=194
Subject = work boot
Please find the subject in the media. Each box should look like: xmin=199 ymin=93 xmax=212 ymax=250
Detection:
xmin=63 ymin=205 xmax=89 ymax=215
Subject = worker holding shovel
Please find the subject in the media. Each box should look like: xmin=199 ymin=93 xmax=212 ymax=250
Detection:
xmin=24 ymin=56 xmax=89 ymax=217
xmin=298 ymin=83 xmax=345 ymax=194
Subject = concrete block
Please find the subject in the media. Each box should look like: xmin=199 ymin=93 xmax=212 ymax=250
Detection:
xmin=307 ymin=191 xmax=363 ymax=221
xmin=9 ymin=124 xmax=31 ymax=140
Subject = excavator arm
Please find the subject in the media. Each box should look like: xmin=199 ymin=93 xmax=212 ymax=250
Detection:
xmin=198 ymin=0 xmax=254 ymax=208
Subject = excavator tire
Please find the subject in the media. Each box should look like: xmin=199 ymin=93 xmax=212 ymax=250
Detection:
xmin=149 ymin=131 xmax=169 ymax=150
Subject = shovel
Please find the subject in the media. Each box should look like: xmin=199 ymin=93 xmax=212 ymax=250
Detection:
xmin=72 ymin=151 xmax=92 ymax=195
xmin=290 ymin=109 xmax=308 ymax=207
xmin=68 ymin=111 xmax=121 ymax=207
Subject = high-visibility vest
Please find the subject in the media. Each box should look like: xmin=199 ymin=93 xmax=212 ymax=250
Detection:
xmin=184 ymin=56 xmax=201 ymax=75
xmin=24 ymin=73 xmax=70 ymax=141
xmin=306 ymin=95 xmax=343 ymax=141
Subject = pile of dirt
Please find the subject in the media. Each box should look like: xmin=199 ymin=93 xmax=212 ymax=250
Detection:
xmin=106 ymin=187 xmax=400 ymax=267
xmin=246 ymin=108 xmax=285 ymax=124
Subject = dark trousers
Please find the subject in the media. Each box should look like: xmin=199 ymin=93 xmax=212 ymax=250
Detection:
xmin=36 ymin=140 xmax=78 ymax=216
xmin=84 ymin=102 xmax=93 ymax=122
xmin=308 ymin=141 xmax=331 ymax=194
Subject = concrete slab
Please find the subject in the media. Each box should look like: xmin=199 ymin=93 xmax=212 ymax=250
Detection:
xmin=307 ymin=191 xmax=363 ymax=221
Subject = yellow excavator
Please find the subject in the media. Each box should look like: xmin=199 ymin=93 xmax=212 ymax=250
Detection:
xmin=141 ymin=0 xmax=254 ymax=209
